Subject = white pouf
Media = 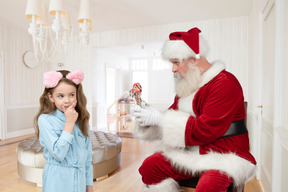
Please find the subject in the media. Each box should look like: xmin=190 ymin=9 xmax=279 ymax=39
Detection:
xmin=90 ymin=131 xmax=122 ymax=179
xmin=17 ymin=136 xmax=45 ymax=186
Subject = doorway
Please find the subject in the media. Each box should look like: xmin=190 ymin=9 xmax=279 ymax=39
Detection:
xmin=106 ymin=67 xmax=120 ymax=109
xmin=260 ymin=1 xmax=280 ymax=191
xmin=106 ymin=67 xmax=120 ymax=132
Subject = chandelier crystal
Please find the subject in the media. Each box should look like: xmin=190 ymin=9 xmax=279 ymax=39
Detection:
xmin=25 ymin=0 xmax=92 ymax=62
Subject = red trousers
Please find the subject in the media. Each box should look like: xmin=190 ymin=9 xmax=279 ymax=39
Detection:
xmin=139 ymin=152 xmax=233 ymax=192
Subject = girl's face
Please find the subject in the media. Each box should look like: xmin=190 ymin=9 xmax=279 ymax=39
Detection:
xmin=48 ymin=82 xmax=77 ymax=112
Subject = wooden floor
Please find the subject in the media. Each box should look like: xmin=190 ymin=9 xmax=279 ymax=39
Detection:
xmin=0 ymin=134 xmax=263 ymax=192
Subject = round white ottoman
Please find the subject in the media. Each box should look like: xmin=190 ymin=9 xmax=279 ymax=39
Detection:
xmin=16 ymin=136 xmax=45 ymax=187
xmin=16 ymin=131 xmax=122 ymax=186
xmin=90 ymin=131 xmax=122 ymax=179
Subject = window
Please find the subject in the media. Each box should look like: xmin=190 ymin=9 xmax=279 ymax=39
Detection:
xmin=131 ymin=59 xmax=148 ymax=70
xmin=152 ymin=58 xmax=170 ymax=70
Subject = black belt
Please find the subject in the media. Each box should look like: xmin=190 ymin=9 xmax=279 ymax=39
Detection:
xmin=220 ymin=120 xmax=248 ymax=138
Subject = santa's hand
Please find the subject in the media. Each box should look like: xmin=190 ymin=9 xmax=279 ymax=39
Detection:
xmin=131 ymin=105 xmax=164 ymax=126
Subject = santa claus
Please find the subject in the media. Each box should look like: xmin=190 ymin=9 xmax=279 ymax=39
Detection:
xmin=131 ymin=27 xmax=257 ymax=192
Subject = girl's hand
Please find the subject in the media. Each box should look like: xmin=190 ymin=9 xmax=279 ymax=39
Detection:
xmin=62 ymin=101 xmax=78 ymax=125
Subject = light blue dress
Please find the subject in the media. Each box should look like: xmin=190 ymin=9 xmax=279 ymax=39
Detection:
xmin=38 ymin=109 xmax=93 ymax=192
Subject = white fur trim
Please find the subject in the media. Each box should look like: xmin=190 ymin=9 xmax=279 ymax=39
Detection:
xmin=200 ymin=61 xmax=226 ymax=87
xmin=161 ymin=110 xmax=190 ymax=148
xmin=178 ymin=92 xmax=196 ymax=117
xmin=162 ymin=36 xmax=209 ymax=61
xmin=133 ymin=123 xmax=162 ymax=141
xmin=159 ymin=145 xmax=257 ymax=186
xmin=143 ymin=178 xmax=179 ymax=192
xmin=162 ymin=40 xmax=195 ymax=60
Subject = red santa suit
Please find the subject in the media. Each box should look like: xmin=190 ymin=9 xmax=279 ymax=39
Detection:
xmin=134 ymin=62 xmax=257 ymax=190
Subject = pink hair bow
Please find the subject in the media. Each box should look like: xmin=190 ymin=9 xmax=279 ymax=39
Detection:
xmin=43 ymin=71 xmax=63 ymax=88
xmin=66 ymin=70 xmax=84 ymax=85
xmin=43 ymin=70 xmax=84 ymax=88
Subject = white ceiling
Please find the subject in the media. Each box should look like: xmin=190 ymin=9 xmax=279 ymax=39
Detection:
xmin=0 ymin=0 xmax=252 ymax=33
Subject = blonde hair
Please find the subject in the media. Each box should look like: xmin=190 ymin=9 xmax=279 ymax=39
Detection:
xmin=34 ymin=70 xmax=90 ymax=138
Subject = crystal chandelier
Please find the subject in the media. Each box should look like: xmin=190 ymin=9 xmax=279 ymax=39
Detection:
xmin=25 ymin=0 xmax=92 ymax=62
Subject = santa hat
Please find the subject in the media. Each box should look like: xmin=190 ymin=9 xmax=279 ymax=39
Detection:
xmin=162 ymin=27 xmax=209 ymax=60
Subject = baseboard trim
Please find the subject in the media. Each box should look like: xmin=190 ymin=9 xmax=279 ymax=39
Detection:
xmin=6 ymin=128 xmax=35 ymax=139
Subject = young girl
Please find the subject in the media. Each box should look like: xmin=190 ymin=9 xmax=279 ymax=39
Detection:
xmin=34 ymin=69 xmax=93 ymax=192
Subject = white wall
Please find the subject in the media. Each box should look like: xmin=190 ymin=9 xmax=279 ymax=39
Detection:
xmin=0 ymin=50 xmax=4 ymax=139
xmin=0 ymin=23 xmax=50 ymax=139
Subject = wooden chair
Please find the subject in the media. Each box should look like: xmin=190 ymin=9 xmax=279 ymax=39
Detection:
xmin=178 ymin=102 xmax=248 ymax=192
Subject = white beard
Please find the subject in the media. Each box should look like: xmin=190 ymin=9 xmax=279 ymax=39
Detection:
xmin=174 ymin=64 xmax=202 ymax=98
